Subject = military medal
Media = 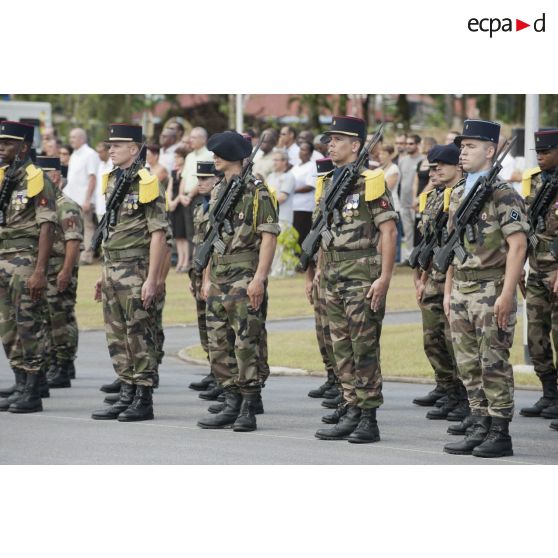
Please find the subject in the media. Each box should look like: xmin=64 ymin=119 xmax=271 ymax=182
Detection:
xmin=346 ymin=210 xmax=353 ymax=217
xmin=133 ymin=203 xmax=138 ymax=210
xmin=239 ymin=212 xmax=244 ymax=220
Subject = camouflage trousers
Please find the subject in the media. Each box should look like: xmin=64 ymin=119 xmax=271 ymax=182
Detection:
xmin=102 ymin=258 xmax=158 ymax=386
xmin=191 ymin=271 xmax=209 ymax=359
xmin=324 ymin=259 xmax=384 ymax=409
xmin=312 ymin=274 xmax=337 ymax=380
xmin=0 ymin=252 xmax=46 ymax=375
xmin=450 ymin=277 xmax=516 ymax=419
xmin=155 ymin=286 xmax=165 ymax=367
xmin=526 ymin=269 xmax=558 ymax=382
xmin=418 ymin=276 xmax=461 ymax=393
xmin=44 ymin=260 xmax=79 ymax=364
xmin=206 ymin=272 xmax=269 ymax=394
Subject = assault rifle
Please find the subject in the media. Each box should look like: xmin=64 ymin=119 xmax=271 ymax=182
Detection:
xmin=298 ymin=124 xmax=385 ymax=271
xmin=527 ymin=169 xmax=558 ymax=253
xmin=432 ymin=137 xmax=516 ymax=274
xmin=0 ymin=140 xmax=27 ymax=226
xmin=91 ymin=143 xmax=146 ymax=251
xmin=193 ymin=135 xmax=264 ymax=273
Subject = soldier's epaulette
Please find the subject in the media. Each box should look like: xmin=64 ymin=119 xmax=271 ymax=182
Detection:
xmin=362 ymin=168 xmax=385 ymax=201
xmin=137 ymin=168 xmax=159 ymax=204
xmin=521 ymin=166 xmax=541 ymax=198
xmin=443 ymin=187 xmax=452 ymax=211
xmin=101 ymin=171 xmax=112 ymax=195
xmin=26 ymin=164 xmax=44 ymax=198
xmin=314 ymin=172 xmax=332 ymax=204
xmin=418 ymin=189 xmax=435 ymax=213
xmin=0 ymin=164 xmax=7 ymax=183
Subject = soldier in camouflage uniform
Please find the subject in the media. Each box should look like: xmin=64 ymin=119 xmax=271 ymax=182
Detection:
xmin=187 ymin=162 xmax=222 ymax=395
xmin=312 ymin=116 xmax=398 ymax=444
xmin=0 ymin=121 xmax=56 ymax=414
xmin=442 ymin=120 xmax=528 ymax=458
xmin=412 ymin=144 xmax=470 ymax=423
xmin=35 ymin=157 xmax=83 ymax=390
xmin=306 ymin=157 xmax=340 ymax=405
xmin=196 ymin=131 xmax=279 ymax=432
xmin=91 ymin=124 xmax=168 ymax=422
xmin=520 ymin=129 xmax=558 ymax=428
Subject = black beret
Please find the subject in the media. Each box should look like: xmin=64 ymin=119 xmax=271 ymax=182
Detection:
xmin=0 ymin=120 xmax=34 ymax=143
xmin=207 ymin=131 xmax=252 ymax=161
xmin=428 ymin=144 xmax=460 ymax=165
xmin=454 ymin=119 xmax=500 ymax=146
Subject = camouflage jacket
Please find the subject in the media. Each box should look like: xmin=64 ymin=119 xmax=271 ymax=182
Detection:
xmin=522 ymin=167 xmax=558 ymax=273
xmin=51 ymin=190 xmax=84 ymax=260
xmin=208 ymin=175 xmax=280 ymax=280
xmin=189 ymin=196 xmax=211 ymax=276
xmin=319 ymin=168 xmax=397 ymax=254
xmin=447 ymin=177 xmax=528 ymax=272
xmin=418 ymin=185 xmax=453 ymax=282
xmin=102 ymin=166 xmax=168 ymax=254
xmin=0 ymin=159 xmax=57 ymax=255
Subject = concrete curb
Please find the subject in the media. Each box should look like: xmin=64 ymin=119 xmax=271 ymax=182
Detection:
xmin=178 ymin=345 xmax=541 ymax=391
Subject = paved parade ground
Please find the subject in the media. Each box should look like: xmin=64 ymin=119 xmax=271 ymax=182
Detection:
xmin=1 ymin=321 xmax=556 ymax=466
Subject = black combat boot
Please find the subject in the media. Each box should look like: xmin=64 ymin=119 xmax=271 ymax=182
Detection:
xmin=323 ymin=385 xmax=340 ymax=399
xmin=321 ymin=393 xmax=343 ymax=409
xmin=100 ymin=378 xmax=122 ymax=394
xmin=412 ymin=384 xmax=446 ymax=407
xmin=45 ymin=356 xmax=57 ymax=381
xmin=307 ymin=368 xmax=336 ymax=398
xmin=0 ymin=370 xmax=26 ymax=411
xmin=152 ymin=373 xmax=159 ymax=389
xmin=472 ymin=417 xmax=513 ymax=458
xmin=315 ymin=405 xmax=361 ymax=440
xmin=118 ymin=385 xmax=154 ymax=422
xmin=68 ymin=361 xmax=76 ymax=380
xmin=426 ymin=392 xmax=460 ymax=420
xmin=208 ymin=402 xmax=225 ymax=414
xmin=541 ymin=400 xmax=558 ymax=419
xmin=520 ymin=376 xmax=558 ymax=417
xmin=447 ymin=414 xmax=477 ymax=435
xmin=48 ymin=361 xmax=72 ymax=389
xmin=233 ymin=394 xmax=259 ymax=432
xmin=104 ymin=393 xmax=120 ymax=404
xmin=434 ymin=394 xmax=449 ymax=408
xmin=8 ymin=373 xmax=43 ymax=413
xmin=216 ymin=392 xmax=226 ymax=402
xmin=322 ymin=402 xmax=348 ymax=424
xmin=38 ymin=366 xmax=50 ymax=398
xmin=199 ymin=384 xmax=224 ymax=401
xmin=189 ymin=372 xmax=216 ymax=392
xmin=91 ymin=382 xmax=136 ymax=420
xmin=443 ymin=416 xmax=491 ymax=455
xmin=550 ymin=419 xmax=558 ymax=431
xmin=348 ymin=408 xmax=381 ymax=444
xmin=197 ymin=390 xmax=242 ymax=429
xmin=446 ymin=384 xmax=470 ymax=421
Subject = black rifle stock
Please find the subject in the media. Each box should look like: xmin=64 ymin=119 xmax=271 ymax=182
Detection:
xmin=432 ymin=137 xmax=516 ymax=274
xmin=91 ymin=143 xmax=146 ymax=251
xmin=298 ymin=124 xmax=385 ymax=271
xmin=417 ymin=207 xmax=449 ymax=270
xmin=0 ymin=140 xmax=27 ymax=226
xmin=193 ymin=135 xmax=265 ymax=273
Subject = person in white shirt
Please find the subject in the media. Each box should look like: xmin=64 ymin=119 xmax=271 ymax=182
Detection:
xmin=66 ymin=128 xmax=99 ymax=264
xmin=94 ymin=141 xmax=113 ymax=219
xmin=297 ymin=130 xmax=323 ymax=162
xmin=291 ymin=141 xmax=318 ymax=247
xmin=278 ymin=125 xmax=301 ymax=166
xmin=158 ymin=128 xmax=178 ymax=174
xmin=379 ymin=144 xmax=403 ymax=262
xmin=497 ymin=135 xmax=523 ymax=193
xmin=252 ymin=129 xmax=278 ymax=181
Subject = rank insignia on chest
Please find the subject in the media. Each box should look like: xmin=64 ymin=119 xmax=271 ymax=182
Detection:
xmin=509 ymin=209 xmax=520 ymax=222
xmin=379 ymin=199 xmax=388 ymax=209
xmin=343 ymin=193 xmax=359 ymax=211
xmin=481 ymin=212 xmax=487 ymax=221
xmin=125 ymin=193 xmax=139 ymax=213
xmin=266 ymin=215 xmax=274 ymax=223
xmin=12 ymin=192 xmax=28 ymax=210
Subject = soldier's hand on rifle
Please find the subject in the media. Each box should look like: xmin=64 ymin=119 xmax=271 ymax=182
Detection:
xmin=247 ymin=276 xmax=265 ymax=310
xmin=27 ymin=270 xmax=47 ymax=302
xmin=141 ymin=277 xmax=157 ymax=309
xmin=57 ymin=268 xmax=72 ymax=292
xmin=201 ymin=280 xmax=211 ymax=302
xmin=415 ymin=281 xmax=426 ymax=304
xmin=94 ymin=277 xmax=102 ymax=302
xmin=366 ymin=277 xmax=389 ymax=312
xmin=494 ymin=292 xmax=513 ymax=330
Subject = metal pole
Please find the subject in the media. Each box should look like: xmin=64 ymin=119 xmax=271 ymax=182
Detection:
xmin=236 ymin=94 xmax=243 ymax=133
xmin=522 ymin=94 xmax=540 ymax=366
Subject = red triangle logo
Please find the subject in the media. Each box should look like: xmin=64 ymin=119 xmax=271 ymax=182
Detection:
xmin=516 ymin=19 xmax=530 ymax=31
